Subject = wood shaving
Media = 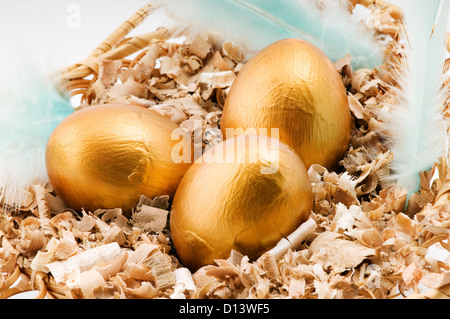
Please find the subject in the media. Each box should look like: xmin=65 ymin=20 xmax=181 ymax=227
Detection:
xmin=1 ymin=3 xmax=449 ymax=299
xmin=309 ymin=231 xmax=376 ymax=273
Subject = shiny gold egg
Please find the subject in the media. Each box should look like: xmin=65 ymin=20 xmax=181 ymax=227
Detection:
xmin=221 ymin=38 xmax=351 ymax=171
xmin=170 ymin=135 xmax=313 ymax=271
xmin=46 ymin=104 xmax=191 ymax=215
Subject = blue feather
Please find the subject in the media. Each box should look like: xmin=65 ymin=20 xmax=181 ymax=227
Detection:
xmin=0 ymin=56 xmax=73 ymax=208
xmin=153 ymin=0 xmax=385 ymax=70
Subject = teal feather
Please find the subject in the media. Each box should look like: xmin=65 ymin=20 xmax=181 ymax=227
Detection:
xmin=154 ymin=0 xmax=385 ymax=70
xmin=377 ymin=0 xmax=449 ymax=194
xmin=0 ymin=56 xmax=73 ymax=208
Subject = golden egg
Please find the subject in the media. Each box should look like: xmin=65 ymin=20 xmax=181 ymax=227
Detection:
xmin=46 ymin=104 xmax=191 ymax=215
xmin=170 ymin=135 xmax=313 ymax=271
xmin=221 ymin=38 xmax=351 ymax=171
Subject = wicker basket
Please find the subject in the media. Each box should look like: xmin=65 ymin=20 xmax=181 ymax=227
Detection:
xmin=61 ymin=5 xmax=174 ymax=103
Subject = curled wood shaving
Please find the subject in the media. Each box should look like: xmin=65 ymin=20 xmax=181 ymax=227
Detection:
xmin=263 ymin=218 xmax=317 ymax=261
xmin=132 ymin=206 xmax=169 ymax=234
xmin=309 ymin=231 xmax=376 ymax=273
xmin=171 ymin=267 xmax=196 ymax=299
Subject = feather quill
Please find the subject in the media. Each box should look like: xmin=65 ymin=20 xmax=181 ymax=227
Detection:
xmin=377 ymin=0 xmax=450 ymax=194
xmin=152 ymin=0 xmax=385 ymax=70
xmin=0 ymin=53 xmax=73 ymax=209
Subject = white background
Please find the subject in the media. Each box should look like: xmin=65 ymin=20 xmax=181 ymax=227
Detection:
xmin=0 ymin=0 xmax=448 ymax=299
xmin=0 ymin=0 xmax=158 ymax=69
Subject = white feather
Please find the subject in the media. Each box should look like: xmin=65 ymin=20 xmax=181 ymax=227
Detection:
xmin=0 ymin=51 xmax=73 ymax=209
xmin=377 ymin=0 xmax=449 ymax=193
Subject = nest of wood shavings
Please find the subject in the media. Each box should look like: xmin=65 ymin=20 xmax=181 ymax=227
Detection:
xmin=1 ymin=2 xmax=450 ymax=299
